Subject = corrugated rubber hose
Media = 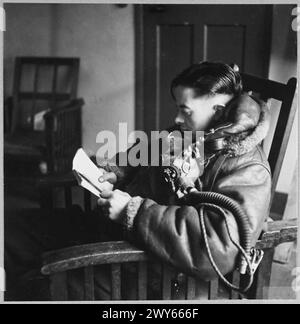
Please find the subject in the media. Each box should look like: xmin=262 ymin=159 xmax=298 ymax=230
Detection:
xmin=186 ymin=188 xmax=254 ymax=294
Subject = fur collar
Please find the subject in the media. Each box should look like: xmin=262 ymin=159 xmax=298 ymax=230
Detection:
xmin=223 ymin=101 xmax=270 ymax=157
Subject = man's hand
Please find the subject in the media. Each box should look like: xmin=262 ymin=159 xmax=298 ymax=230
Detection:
xmin=98 ymin=171 xmax=117 ymax=184
xmin=97 ymin=189 xmax=132 ymax=223
xmin=98 ymin=170 xmax=117 ymax=192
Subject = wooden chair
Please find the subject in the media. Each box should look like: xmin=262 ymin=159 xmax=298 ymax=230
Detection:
xmin=40 ymin=74 xmax=298 ymax=300
xmin=4 ymin=57 xmax=84 ymax=177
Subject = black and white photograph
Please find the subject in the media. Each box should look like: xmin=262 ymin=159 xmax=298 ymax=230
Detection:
xmin=1 ymin=1 xmax=299 ymax=304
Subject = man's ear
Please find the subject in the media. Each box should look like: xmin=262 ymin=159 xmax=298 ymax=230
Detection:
xmin=213 ymin=104 xmax=225 ymax=112
xmin=212 ymin=104 xmax=226 ymax=123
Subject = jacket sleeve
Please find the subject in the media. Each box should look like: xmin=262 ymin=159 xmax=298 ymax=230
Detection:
xmin=124 ymin=160 xmax=271 ymax=281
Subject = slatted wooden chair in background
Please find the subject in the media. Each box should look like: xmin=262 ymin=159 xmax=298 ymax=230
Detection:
xmin=39 ymin=74 xmax=298 ymax=300
xmin=4 ymin=57 xmax=84 ymax=178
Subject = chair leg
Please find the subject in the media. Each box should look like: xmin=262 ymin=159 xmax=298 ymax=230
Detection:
xmin=50 ymin=272 xmax=68 ymax=301
xmin=84 ymin=266 xmax=95 ymax=301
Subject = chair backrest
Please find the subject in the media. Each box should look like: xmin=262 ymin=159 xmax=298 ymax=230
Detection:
xmin=10 ymin=56 xmax=80 ymax=133
xmin=241 ymin=73 xmax=297 ymax=202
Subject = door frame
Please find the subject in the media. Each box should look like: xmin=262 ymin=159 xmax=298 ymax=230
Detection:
xmin=134 ymin=4 xmax=145 ymax=131
xmin=134 ymin=4 xmax=273 ymax=131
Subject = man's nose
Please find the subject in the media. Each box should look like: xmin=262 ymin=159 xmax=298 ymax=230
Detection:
xmin=175 ymin=111 xmax=184 ymax=125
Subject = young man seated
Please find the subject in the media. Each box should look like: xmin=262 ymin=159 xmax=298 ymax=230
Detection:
xmin=5 ymin=62 xmax=271 ymax=300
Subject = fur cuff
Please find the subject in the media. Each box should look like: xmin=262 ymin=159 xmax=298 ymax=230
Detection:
xmin=123 ymin=196 xmax=144 ymax=231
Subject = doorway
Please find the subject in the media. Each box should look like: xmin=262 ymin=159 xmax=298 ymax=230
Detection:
xmin=135 ymin=4 xmax=273 ymax=133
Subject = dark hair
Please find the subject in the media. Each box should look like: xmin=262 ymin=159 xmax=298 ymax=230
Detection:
xmin=170 ymin=61 xmax=243 ymax=99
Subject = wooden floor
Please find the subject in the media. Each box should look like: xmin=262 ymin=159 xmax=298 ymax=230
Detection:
xmin=4 ymin=184 xmax=297 ymax=300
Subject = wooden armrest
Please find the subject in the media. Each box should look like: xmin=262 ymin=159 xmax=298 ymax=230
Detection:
xmin=41 ymin=241 xmax=147 ymax=275
xmin=42 ymin=219 xmax=298 ymax=276
xmin=255 ymin=219 xmax=298 ymax=249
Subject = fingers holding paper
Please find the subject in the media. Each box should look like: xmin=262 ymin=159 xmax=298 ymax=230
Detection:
xmin=98 ymin=171 xmax=117 ymax=185
xmin=97 ymin=190 xmax=112 ymax=207
xmin=98 ymin=189 xmax=132 ymax=223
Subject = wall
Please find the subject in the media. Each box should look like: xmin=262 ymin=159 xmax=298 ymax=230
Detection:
xmin=4 ymin=4 xmax=55 ymax=98
xmin=4 ymin=3 xmax=135 ymax=155
xmin=52 ymin=4 xmax=135 ymax=154
xmin=266 ymin=4 xmax=298 ymax=194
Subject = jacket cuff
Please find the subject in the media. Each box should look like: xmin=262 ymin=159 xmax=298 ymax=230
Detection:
xmin=123 ymin=196 xmax=144 ymax=231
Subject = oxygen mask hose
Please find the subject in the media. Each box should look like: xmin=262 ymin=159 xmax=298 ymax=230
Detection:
xmin=185 ymin=186 xmax=255 ymax=293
